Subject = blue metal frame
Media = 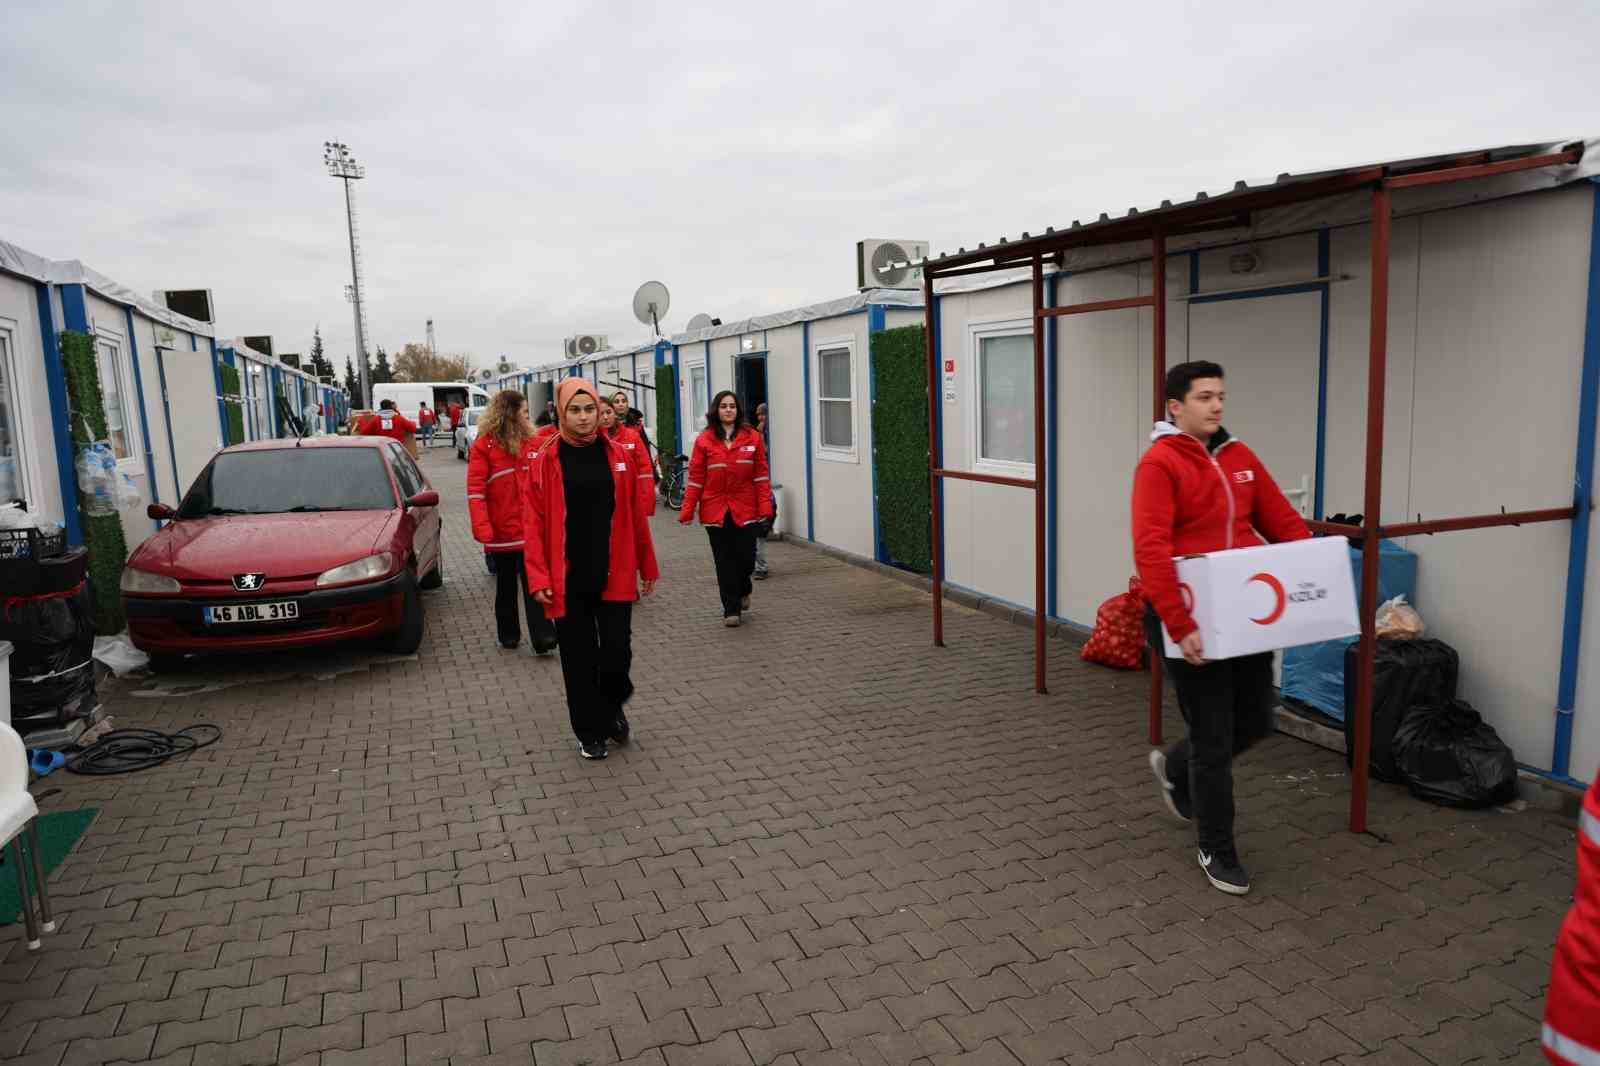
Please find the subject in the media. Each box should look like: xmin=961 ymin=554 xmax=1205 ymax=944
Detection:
xmin=704 ymin=340 xmax=712 ymax=397
xmin=1554 ymin=181 xmax=1600 ymax=780
xmin=802 ymin=322 xmax=815 ymax=541
xmin=34 ymin=283 xmax=82 ymax=546
xmin=1045 ymin=274 xmax=1059 ymax=619
xmin=268 ymin=365 xmax=282 ymax=438
xmin=122 ymin=307 xmax=163 ymax=518
xmin=867 ymin=305 xmax=887 ymax=563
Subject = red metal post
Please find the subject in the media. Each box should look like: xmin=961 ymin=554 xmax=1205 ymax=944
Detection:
xmin=1352 ymin=185 xmax=1392 ymax=834
xmin=1383 ymin=147 xmax=1581 ymax=189
xmin=924 ymin=271 xmax=944 ymax=647
xmin=1150 ymin=232 xmax=1167 ymax=746
xmin=1032 ymin=257 xmax=1048 ymax=694
xmin=1378 ymin=506 xmax=1576 ymax=538
xmin=1042 ymin=294 xmax=1156 ymax=318
xmin=932 ymin=469 xmax=1037 ymax=490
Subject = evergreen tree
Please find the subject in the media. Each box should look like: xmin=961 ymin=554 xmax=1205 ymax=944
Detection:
xmin=310 ymin=327 xmax=331 ymax=379
xmin=343 ymin=355 xmax=361 ymax=407
xmin=372 ymin=346 xmax=393 ymax=385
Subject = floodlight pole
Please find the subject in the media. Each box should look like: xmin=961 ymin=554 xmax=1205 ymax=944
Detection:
xmin=325 ymin=141 xmax=370 ymax=407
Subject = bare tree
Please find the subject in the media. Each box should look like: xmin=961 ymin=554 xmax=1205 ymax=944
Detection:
xmin=393 ymin=342 xmax=474 ymax=382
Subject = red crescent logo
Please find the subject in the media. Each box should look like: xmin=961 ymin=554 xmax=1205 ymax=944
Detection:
xmin=1248 ymin=573 xmax=1286 ymax=625
xmin=1179 ymin=583 xmax=1194 ymax=612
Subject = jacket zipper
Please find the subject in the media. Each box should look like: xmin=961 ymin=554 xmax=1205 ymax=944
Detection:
xmin=1186 ymin=435 xmax=1237 ymax=550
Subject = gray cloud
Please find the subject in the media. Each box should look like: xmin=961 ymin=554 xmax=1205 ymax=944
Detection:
xmin=3 ymin=0 xmax=1595 ymax=371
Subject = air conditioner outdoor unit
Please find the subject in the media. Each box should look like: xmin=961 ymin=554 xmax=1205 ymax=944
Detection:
xmin=476 ymin=368 xmax=495 ymax=383
xmin=857 ymin=240 xmax=929 ymax=291
xmin=154 ymin=288 xmax=215 ymax=323
xmin=496 ymin=358 xmax=516 ymax=374
xmin=564 ymin=334 xmax=609 ymax=358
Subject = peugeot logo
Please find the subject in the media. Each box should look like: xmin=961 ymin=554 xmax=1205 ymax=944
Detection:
xmin=232 ymin=573 xmax=266 ymax=592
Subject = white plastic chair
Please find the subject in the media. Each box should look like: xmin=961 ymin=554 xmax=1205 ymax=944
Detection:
xmin=0 ymin=723 xmax=54 ymax=950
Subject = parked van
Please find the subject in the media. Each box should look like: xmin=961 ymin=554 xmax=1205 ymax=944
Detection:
xmin=370 ymin=382 xmax=490 ymax=430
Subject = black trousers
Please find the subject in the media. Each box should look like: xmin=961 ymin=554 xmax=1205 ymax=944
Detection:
xmin=554 ymin=594 xmax=634 ymax=745
xmin=706 ymin=514 xmax=756 ymax=617
xmin=493 ymin=551 xmax=556 ymax=650
xmin=1145 ymin=608 xmax=1275 ymax=854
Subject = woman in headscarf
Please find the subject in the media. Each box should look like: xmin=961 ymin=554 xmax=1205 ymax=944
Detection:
xmin=679 ymin=390 xmax=772 ymax=627
xmin=468 ymin=389 xmax=556 ymax=654
xmin=603 ymin=394 xmax=657 ymax=517
xmin=522 ymin=379 xmax=660 ymax=760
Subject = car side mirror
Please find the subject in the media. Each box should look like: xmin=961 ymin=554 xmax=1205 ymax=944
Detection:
xmin=147 ymin=503 xmax=177 ymax=521
xmin=406 ymin=490 xmax=439 ymax=509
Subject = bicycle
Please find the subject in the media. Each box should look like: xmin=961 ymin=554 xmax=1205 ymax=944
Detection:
xmin=661 ymin=453 xmax=689 ymax=511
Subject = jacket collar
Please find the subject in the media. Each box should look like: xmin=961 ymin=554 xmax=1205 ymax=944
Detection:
xmin=1150 ymin=420 xmax=1234 ymax=456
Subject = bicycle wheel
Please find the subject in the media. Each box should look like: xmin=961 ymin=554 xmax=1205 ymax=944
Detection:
xmin=667 ymin=477 xmax=686 ymax=511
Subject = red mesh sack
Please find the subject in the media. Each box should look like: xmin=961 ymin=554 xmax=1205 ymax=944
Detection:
xmin=1081 ymin=576 xmax=1146 ymax=670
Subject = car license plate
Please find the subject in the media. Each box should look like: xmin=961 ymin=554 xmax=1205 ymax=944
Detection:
xmin=203 ymin=601 xmax=299 ymax=625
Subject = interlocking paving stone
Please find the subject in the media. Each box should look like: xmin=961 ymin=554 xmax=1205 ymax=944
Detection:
xmin=0 ymin=446 xmax=1574 ymax=1066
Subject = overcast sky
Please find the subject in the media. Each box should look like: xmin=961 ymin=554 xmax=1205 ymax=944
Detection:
xmin=4 ymin=1 xmax=1595 ymax=373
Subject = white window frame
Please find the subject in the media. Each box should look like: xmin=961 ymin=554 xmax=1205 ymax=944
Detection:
xmin=967 ymin=316 xmax=1036 ymax=477
xmin=0 ymin=317 xmax=42 ymax=512
xmin=686 ymin=359 xmax=708 ymax=432
xmin=93 ymin=325 xmax=141 ymax=469
xmin=812 ymin=335 xmax=858 ymax=464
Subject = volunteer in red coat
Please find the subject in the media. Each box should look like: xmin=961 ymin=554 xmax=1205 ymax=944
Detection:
xmin=679 ymin=390 xmax=772 ymax=627
xmin=417 ymin=402 xmax=437 ymax=447
xmin=1545 ymin=772 xmax=1600 ymax=1065
xmin=1132 ymin=360 xmax=1309 ymax=896
xmin=468 ymin=390 xmax=556 ymax=655
xmin=447 ymin=399 xmax=464 ymax=434
xmin=601 ymin=396 xmax=656 ymax=517
xmin=356 ymin=399 xmax=417 ymax=441
xmin=521 ymin=378 xmax=659 ymax=761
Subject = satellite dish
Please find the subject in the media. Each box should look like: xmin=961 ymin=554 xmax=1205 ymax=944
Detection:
xmin=686 ymin=313 xmax=714 ymax=332
xmin=632 ymin=281 xmax=671 ymax=336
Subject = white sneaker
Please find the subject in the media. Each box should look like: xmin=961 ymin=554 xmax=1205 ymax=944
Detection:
xmin=1148 ymin=749 xmax=1192 ymax=823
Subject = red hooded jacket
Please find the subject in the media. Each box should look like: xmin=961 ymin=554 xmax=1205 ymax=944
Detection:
xmin=1131 ymin=422 xmax=1309 ymax=643
xmin=467 ymin=433 xmax=526 ymax=550
xmin=520 ymin=435 xmax=660 ymax=620
xmin=680 ymin=425 xmax=774 ymax=527
xmin=610 ymin=423 xmax=657 ymax=516
xmin=356 ymin=408 xmax=417 ymax=441
xmin=1545 ymin=774 xmax=1600 ymax=1065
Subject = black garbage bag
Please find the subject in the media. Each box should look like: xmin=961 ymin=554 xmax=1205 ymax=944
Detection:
xmin=1391 ymin=699 xmax=1518 ymax=809
xmin=1344 ymin=638 xmax=1459 ymax=781
xmin=0 ymin=582 xmax=97 ymax=731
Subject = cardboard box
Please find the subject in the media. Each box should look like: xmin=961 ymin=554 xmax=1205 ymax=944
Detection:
xmin=1162 ymin=536 xmax=1359 ymax=660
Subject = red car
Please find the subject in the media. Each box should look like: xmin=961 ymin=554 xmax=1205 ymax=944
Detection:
xmin=122 ymin=437 xmax=442 ymax=668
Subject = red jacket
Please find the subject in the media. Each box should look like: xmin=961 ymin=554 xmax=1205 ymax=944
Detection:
xmin=467 ymin=433 xmax=526 ymax=550
xmin=1545 ymin=775 xmax=1600 ymax=1065
xmin=448 ymin=402 xmax=463 ymax=427
xmin=1131 ymin=422 xmax=1309 ymax=643
xmin=610 ymin=423 xmax=657 ymax=516
xmin=418 ymin=407 xmax=436 ymax=426
xmin=520 ymin=435 xmax=660 ymax=620
xmin=357 ymin=409 xmax=417 ymax=441
xmin=680 ymin=425 xmax=773 ymax=526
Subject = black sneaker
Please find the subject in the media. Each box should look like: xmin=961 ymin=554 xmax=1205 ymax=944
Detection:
xmin=532 ymin=641 xmax=557 ymax=657
xmin=1198 ymin=847 xmax=1250 ymax=895
xmin=578 ymin=740 xmax=608 ymax=760
xmin=741 ymin=595 xmax=751 ymax=611
xmin=499 ymin=640 xmax=519 ymax=651
xmin=609 ymin=714 xmax=631 ymax=746
xmin=1148 ymin=750 xmax=1192 ymax=823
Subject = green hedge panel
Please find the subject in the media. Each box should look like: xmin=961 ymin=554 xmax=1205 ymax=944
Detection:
xmin=870 ymin=325 xmax=931 ymax=573
xmin=655 ymin=365 xmax=677 ymax=462
xmin=60 ymin=329 xmax=129 ymax=634
xmin=218 ymin=362 xmax=244 ymax=444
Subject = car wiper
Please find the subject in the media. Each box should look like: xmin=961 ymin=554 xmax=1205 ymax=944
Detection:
xmin=204 ymin=507 xmax=252 ymax=515
xmin=283 ymin=505 xmax=354 ymax=512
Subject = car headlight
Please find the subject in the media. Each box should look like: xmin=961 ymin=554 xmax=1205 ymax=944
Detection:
xmin=120 ymin=566 xmax=181 ymax=594
xmin=315 ymin=552 xmax=395 ymax=587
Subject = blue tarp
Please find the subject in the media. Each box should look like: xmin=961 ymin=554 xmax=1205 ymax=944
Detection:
xmin=1281 ymin=540 xmax=1418 ymax=720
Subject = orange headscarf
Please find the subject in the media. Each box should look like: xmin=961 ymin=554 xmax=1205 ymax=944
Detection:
xmin=555 ymin=377 xmax=600 ymax=447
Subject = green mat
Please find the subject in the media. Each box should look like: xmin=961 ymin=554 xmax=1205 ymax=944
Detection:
xmin=0 ymin=808 xmax=97 ymax=925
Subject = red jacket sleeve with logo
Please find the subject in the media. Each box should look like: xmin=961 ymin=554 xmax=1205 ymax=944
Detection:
xmin=466 ymin=435 xmax=525 ymax=550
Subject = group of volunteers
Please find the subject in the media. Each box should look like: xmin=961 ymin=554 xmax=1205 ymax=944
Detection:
xmin=462 ymin=380 xmax=771 ymax=761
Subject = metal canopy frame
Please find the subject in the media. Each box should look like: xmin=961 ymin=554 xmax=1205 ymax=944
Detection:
xmin=921 ymin=144 xmax=1585 ymax=832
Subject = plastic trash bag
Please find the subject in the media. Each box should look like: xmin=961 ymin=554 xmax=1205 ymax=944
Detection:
xmin=0 ymin=502 xmax=29 ymax=530
xmin=115 ymin=468 xmax=143 ymax=509
xmin=0 ymin=582 xmax=97 ymax=732
xmin=92 ymin=633 xmax=149 ymax=677
xmin=1082 ymin=577 xmax=1146 ymax=670
xmin=1344 ymin=638 xmax=1459 ymax=781
xmin=1376 ymin=595 xmax=1425 ymax=640
xmin=1391 ymin=699 xmax=1518 ymax=808
xmin=74 ymin=443 xmax=118 ymax=516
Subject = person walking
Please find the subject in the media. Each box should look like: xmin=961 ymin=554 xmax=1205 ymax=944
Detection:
xmin=522 ymin=378 xmax=659 ymax=761
xmin=752 ymin=402 xmax=772 ymax=580
xmin=356 ymin=399 xmax=416 ymax=442
xmin=679 ymin=390 xmax=772 ymax=627
xmin=468 ymin=390 xmax=557 ymax=656
xmin=418 ymin=402 xmax=437 ymax=447
xmin=612 ymin=391 xmax=660 ymax=486
xmin=1543 ymin=770 xmax=1600 ymax=1065
xmin=604 ymin=395 xmax=657 ymax=517
xmin=1133 ymin=360 xmax=1309 ymax=896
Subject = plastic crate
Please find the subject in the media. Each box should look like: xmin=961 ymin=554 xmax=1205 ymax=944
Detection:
xmin=0 ymin=529 xmax=76 ymax=596
xmin=0 ymin=527 xmax=65 ymax=562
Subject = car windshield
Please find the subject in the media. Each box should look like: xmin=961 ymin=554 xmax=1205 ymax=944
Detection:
xmin=178 ymin=448 xmax=396 ymax=517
